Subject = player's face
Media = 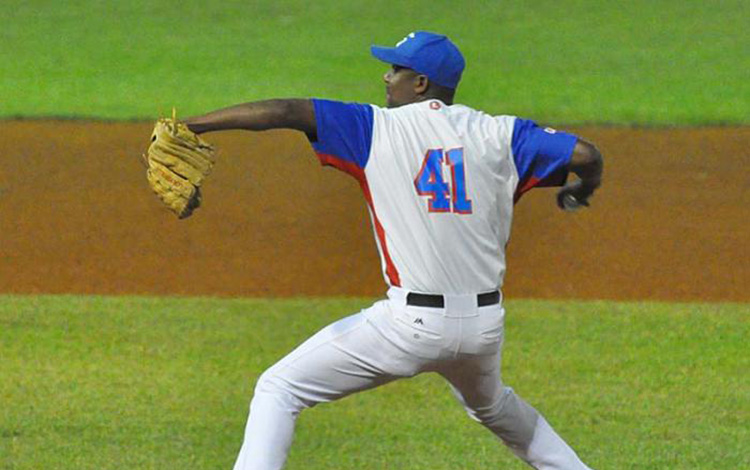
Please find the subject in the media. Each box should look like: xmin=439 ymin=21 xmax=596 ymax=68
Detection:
xmin=383 ymin=65 xmax=421 ymax=108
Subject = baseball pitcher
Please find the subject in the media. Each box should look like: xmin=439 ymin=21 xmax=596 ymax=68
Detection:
xmin=143 ymin=31 xmax=603 ymax=470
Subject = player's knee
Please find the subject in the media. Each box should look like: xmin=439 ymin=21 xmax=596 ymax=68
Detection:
xmin=461 ymin=387 xmax=514 ymax=425
xmin=255 ymin=368 xmax=289 ymax=397
xmin=463 ymin=401 xmax=502 ymax=425
xmin=253 ymin=368 xmax=308 ymax=412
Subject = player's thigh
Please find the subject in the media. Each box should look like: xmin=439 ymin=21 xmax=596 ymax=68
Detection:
xmin=259 ymin=304 xmax=419 ymax=405
xmin=437 ymin=350 xmax=505 ymax=409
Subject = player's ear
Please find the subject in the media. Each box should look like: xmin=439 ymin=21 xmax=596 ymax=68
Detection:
xmin=414 ymin=74 xmax=429 ymax=94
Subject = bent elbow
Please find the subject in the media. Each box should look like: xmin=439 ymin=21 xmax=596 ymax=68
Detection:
xmin=571 ymin=139 xmax=604 ymax=187
xmin=577 ymin=140 xmax=603 ymax=167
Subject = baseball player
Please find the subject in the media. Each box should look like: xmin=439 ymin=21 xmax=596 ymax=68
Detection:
xmin=180 ymin=31 xmax=603 ymax=470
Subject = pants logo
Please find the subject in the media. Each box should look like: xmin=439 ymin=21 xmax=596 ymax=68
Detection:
xmin=413 ymin=317 xmax=424 ymax=325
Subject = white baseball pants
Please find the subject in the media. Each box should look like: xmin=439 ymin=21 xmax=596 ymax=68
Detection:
xmin=233 ymin=287 xmax=593 ymax=470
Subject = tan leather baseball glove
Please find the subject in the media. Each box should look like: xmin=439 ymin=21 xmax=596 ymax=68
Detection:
xmin=143 ymin=110 xmax=216 ymax=219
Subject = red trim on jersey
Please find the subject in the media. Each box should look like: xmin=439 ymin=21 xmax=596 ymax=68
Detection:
xmin=315 ymin=151 xmax=402 ymax=287
xmin=514 ymin=176 xmax=541 ymax=203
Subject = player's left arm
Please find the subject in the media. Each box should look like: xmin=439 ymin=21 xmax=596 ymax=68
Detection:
xmin=140 ymin=100 xmax=320 ymax=219
xmin=557 ymin=138 xmax=604 ymax=209
xmin=183 ymin=99 xmax=317 ymax=137
xmin=183 ymin=98 xmax=374 ymax=174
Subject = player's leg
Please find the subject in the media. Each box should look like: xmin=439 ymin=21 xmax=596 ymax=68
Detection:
xmin=438 ymin=313 xmax=593 ymax=470
xmin=233 ymin=301 xmax=422 ymax=470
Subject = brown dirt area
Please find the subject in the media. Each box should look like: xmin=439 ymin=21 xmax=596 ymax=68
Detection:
xmin=0 ymin=121 xmax=748 ymax=302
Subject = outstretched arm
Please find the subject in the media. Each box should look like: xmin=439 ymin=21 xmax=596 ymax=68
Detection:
xmin=557 ymin=139 xmax=604 ymax=209
xmin=183 ymin=99 xmax=316 ymax=137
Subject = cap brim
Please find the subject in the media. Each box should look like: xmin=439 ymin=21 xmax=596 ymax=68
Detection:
xmin=370 ymin=46 xmax=411 ymax=68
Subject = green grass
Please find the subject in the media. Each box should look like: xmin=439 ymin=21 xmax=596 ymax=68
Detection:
xmin=1 ymin=295 xmax=748 ymax=469
xmin=1 ymin=0 xmax=748 ymax=124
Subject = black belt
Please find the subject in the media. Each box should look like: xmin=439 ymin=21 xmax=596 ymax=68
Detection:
xmin=406 ymin=291 xmax=500 ymax=308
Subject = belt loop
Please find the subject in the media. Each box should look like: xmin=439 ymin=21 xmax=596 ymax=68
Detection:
xmin=443 ymin=294 xmax=478 ymax=314
xmin=387 ymin=287 xmax=408 ymax=306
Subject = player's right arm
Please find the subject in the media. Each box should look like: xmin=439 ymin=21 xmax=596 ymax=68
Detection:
xmin=508 ymin=118 xmax=603 ymax=208
xmin=183 ymin=99 xmax=317 ymax=137
xmin=557 ymin=139 xmax=603 ymax=208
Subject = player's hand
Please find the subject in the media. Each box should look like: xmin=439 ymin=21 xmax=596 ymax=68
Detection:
xmin=556 ymin=179 xmax=594 ymax=212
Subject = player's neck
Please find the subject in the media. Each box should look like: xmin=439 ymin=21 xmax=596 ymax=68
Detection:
xmin=417 ymin=90 xmax=455 ymax=105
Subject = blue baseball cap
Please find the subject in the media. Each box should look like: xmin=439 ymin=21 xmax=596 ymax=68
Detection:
xmin=370 ymin=31 xmax=465 ymax=89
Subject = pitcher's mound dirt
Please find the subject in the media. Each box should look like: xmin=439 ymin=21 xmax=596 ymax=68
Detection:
xmin=0 ymin=121 xmax=747 ymax=302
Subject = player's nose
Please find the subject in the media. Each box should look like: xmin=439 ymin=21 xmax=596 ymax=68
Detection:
xmin=383 ymin=70 xmax=392 ymax=83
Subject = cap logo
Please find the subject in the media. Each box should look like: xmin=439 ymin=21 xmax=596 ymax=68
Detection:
xmin=396 ymin=32 xmax=416 ymax=47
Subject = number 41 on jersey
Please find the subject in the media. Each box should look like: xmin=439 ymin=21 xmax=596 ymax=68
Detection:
xmin=414 ymin=148 xmax=473 ymax=214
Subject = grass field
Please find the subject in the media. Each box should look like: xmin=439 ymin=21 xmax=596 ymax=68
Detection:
xmin=1 ymin=295 xmax=748 ymax=469
xmin=1 ymin=0 xmax=749 ymax=124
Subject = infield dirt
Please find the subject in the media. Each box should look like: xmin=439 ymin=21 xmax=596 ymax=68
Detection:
xmin=0 ymin=122 xmax=747 ymax=302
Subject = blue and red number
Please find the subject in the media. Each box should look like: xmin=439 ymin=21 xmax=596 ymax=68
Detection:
xmin=414 ymin=148 xmax=472 ymax=214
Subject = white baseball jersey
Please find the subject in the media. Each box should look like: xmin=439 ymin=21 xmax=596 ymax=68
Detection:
xmin=310 ymin=99 xmax=577 ymax=295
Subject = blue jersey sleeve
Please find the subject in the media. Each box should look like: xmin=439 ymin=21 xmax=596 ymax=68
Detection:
xmin=511 ymin=118 xmax=578 ymax=200
xmin=310 ymin=99 xmax=374 ymax=175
